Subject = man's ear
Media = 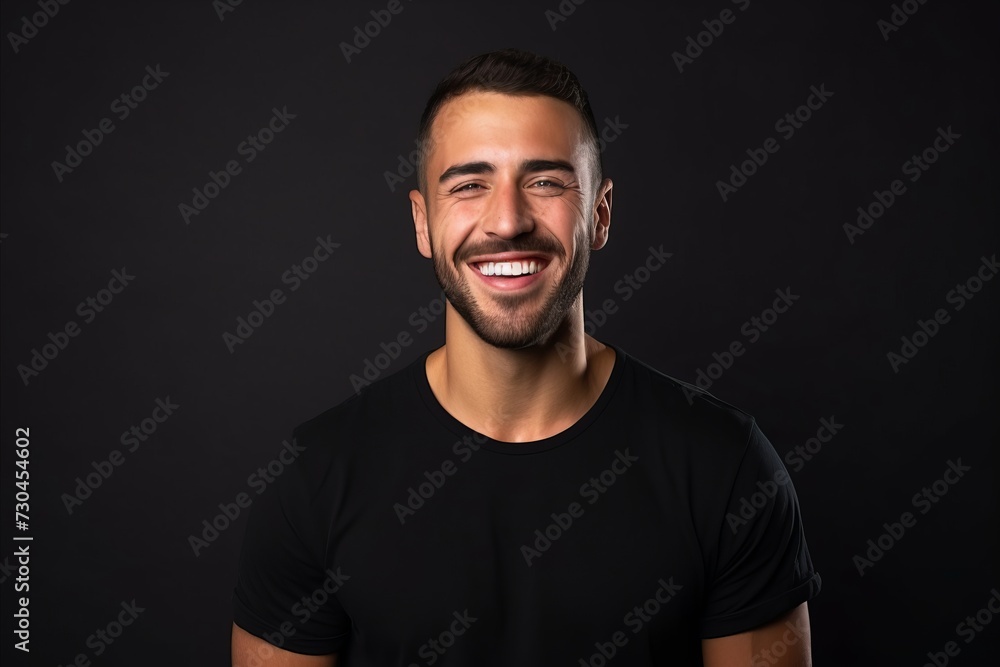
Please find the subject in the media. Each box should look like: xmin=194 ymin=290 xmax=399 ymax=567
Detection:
xmin=591 ymin=177 xmax=613 ymax=250
xmin=410 ymin=189 xmax=432 ymax=259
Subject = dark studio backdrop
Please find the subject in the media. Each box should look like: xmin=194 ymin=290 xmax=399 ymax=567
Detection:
xmin=1 ymin=0 xmax=997 ymax=665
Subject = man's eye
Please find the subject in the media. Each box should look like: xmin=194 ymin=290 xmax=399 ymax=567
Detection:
xmin=452 ymin=183 xmax=484 ymax=193
xmin=528 ymin=179 xmax=567 ymax=194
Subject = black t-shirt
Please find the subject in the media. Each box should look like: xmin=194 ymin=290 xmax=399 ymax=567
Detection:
xmin=232 ymin=342 xmax=821 ymax=665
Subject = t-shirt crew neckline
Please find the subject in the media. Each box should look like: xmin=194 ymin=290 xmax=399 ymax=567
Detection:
xmin=413 ymin=342 xmax=627 ymax=455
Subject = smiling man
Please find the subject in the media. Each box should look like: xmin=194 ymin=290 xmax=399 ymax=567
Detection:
xmin=232 ymin=48 xmax=821 ymax=666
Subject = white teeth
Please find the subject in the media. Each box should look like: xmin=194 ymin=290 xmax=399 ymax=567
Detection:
xmin=476 ymin=260 xmax=543 ymax=276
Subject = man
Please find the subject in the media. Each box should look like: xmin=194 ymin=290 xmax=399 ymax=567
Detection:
xmin=232 ymin=48 xmax=821 ymax=666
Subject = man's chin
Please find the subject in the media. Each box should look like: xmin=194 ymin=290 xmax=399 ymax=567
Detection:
xmin=470 ymin=324 xmax=551 ymax=350
xmin=461 ymin=307 xmax=548 ymax=347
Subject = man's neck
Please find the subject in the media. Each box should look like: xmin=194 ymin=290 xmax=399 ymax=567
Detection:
xmin=424 ymin=307 xmax=616 ymax=443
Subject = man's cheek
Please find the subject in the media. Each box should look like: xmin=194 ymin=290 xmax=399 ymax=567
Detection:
xmin=531 ymin=194 xmax=584 ymax=220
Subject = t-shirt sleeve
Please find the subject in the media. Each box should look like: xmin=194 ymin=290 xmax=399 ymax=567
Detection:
xmin=231 ymin=431 xmax=352 ymax=655
xmin=700 ymin=417 xmax=821 ymax=638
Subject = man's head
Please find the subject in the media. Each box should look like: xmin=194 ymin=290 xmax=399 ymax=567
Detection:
xmin=409 ymin=48 xmax=613 ymax=350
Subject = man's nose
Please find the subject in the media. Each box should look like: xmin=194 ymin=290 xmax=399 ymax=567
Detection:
xmin=482 ymin=178 xmax=534 ymax=238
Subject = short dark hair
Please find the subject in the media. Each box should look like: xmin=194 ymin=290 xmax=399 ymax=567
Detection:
xmin=415 ymin=48 xmax=602 ymax=195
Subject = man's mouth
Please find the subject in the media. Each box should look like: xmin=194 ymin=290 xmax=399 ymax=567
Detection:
xmin=466 ymin=256 xmax=551 ymax=290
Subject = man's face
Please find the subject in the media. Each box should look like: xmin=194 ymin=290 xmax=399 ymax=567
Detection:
xmin=410 ymin=91 xmax=610 ymax=350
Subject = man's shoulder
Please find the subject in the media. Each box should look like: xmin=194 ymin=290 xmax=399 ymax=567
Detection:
xmin=619 ymin=345 xmax=756 ymax=443
xmin=292 ymin=349 xmax=427 ymax=445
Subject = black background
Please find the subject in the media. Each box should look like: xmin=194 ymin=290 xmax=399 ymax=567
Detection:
xmin=2 ymin=0 xmax=998 ymax=665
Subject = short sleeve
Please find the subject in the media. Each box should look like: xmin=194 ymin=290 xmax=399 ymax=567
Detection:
xmin=700 ymin=418 xmax=821 ymax=638
xmin=231 ymin=432 xmax=352 ymax=654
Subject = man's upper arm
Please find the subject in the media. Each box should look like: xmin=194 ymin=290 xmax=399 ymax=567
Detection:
xmin=231 ymin=428 xmax=353 ymax=654
xmin=232 ymin=622 xmax=338 ymax=667
xmin=702 ymin=602 xmax=812 ymax=667
xmin=699 ymin=418 xmax=821 ymax=637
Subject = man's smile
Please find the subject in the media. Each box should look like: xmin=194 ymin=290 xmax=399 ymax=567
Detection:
xmin=465 ymin=253 xmax=552 ymax=291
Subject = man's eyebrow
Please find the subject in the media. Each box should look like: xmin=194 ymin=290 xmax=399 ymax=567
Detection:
xmin=438 ymin=158 xmax=576 ymax=184
xmin=520 ymin=158 xmax=576 ymax=175
xmin=438 ymin=161 xmax=495 ymax=184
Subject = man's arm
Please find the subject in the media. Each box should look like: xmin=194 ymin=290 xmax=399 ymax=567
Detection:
xmin=701 ymin=602 xmax=812 ymax=667
xmin=231 ymin=623 xmax=337 ymax=667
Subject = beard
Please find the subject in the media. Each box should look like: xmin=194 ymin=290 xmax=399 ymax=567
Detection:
xmin=430 ymin=225 xmax=592 ymax=349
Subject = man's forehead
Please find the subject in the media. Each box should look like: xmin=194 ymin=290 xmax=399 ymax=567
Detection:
xmin=427 ymin=91 xmax=588 ymax=165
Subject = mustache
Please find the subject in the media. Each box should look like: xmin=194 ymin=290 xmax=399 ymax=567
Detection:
xmin=457 ymin=237 xmax=565 ymax=263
